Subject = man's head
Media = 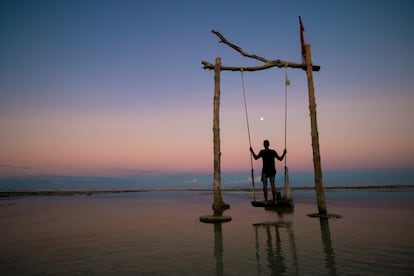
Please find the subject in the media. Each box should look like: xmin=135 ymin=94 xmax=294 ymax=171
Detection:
xmin=263 ymin=140 xmax=270 ymax=148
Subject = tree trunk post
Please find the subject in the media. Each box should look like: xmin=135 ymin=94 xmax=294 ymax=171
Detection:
xmin=200 ymin=57 xmax=231 ymax=223
xmin=304 ymin=44 xmax=327 ymax=215
xmin=213 ymin=57 xmax=224 ymax=216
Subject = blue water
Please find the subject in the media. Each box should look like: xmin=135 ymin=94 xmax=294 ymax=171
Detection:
xmin=1 ymin=169 xmax=413 ymax=191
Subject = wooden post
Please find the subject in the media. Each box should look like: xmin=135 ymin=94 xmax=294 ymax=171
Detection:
xmin=304 ymin=44 xmax=327 ymax=215
xmin=200 ymin=57 xmax=231 ymax=223
xmin=213 ymin=57 xmax=224 ymax=216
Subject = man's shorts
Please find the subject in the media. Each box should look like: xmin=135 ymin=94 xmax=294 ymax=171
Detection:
xmin=261 ymin=172 xmax=275 ymax=183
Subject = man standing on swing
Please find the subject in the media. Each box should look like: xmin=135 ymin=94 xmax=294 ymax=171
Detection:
xmin=250 ymin=140 xmax=286 ymax=202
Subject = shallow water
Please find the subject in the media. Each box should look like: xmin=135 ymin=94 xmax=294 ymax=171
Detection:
xmin=0 ymin=189 xmax=413 ymax=275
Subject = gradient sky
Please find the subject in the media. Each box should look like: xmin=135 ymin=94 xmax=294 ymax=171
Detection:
xmin=1 ymin=0 xmax=413 ymax=177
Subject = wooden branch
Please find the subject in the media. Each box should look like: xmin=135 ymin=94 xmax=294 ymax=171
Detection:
xmin=212 ymin=30 xmax=268 ymax=63
xmin=207 ymin=30 xmax=320 ymax=72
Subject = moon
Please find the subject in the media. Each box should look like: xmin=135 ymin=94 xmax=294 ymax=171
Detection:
xmin=260 ymin=117 xmax=264 ymax=121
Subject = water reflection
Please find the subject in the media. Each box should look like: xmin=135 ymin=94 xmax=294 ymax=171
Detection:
xmin=319 ymin=218 xmax=337 ymax=276
xmin=214 ymin=223 xmax=224 ymax=276
xmin=253 ymin=219 xmax=297 ymax=275
xmin=252 ymin=212 xmax=337 ymax=275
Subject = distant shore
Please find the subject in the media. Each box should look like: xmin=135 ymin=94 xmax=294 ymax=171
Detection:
xmin=1 ymin=185 xmax=413 ymax=198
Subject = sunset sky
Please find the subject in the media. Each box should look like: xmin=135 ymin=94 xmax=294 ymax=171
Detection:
xmin=1 ymin=0 xmax=413 ymax=178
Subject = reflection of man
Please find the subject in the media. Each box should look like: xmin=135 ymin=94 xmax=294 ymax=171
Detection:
xmin=250 ymin=140 xmax=286 ymax=202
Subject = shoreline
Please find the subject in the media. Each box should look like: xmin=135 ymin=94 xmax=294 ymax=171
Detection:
xmin=1 ymin=184 xmax=413 ymax=198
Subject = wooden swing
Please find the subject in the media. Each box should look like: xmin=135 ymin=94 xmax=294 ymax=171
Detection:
xmin=201 ymin=17 xmax=341 ymax=220
xmin=240 ymin=66 xmax=294 ymax=209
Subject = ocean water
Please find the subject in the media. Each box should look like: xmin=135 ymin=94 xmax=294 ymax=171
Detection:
xmin=0 ymin=188 xmax=413 ymax=275
xmin=1 ymin=169 xmax=413 ymax=191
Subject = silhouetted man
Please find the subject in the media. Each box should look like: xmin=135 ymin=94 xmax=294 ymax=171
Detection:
xmin=250 ymin=140 xmax=286 ymax=202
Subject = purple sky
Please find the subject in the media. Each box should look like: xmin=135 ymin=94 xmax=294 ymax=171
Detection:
xmin=1 ymin=0 xmax=413 ymax=177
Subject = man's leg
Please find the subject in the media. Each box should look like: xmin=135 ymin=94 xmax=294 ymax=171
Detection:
xmin=270 ymin=180 xmax=276 ymax=201
xmin=262 ymin=180 xmax=268 ymax=201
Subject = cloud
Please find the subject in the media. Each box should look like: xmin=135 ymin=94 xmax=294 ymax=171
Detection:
xmin=0 ymin=164 xmax=33 ymax=177
xmin=185 ymin=178 xmax=198 ymax=184
xmin=123 ymin=169 xmax=158 ymax=175
xmin=0 ymin=164 xmax=32 ymax=170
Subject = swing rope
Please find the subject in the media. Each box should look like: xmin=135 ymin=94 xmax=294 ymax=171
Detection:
xmin=284 ymin=65 xmax=289 ymax=165
xmin=240 ymin=69 xmax=256 ymax=201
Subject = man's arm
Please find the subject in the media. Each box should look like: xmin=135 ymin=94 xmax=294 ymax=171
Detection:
xmin=250 ymin=147 xmax=260 ymax=160
xmin=276 ymin=149 xmax=287 ymax=161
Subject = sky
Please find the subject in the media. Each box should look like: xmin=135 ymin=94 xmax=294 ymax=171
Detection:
xmin=1 ymin=0 xmax=413 ymax=178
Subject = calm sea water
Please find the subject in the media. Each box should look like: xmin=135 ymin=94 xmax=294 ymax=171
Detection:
xmin=0 ymin=188 xmax=413 ymax=275
xmin=1 ymin=169 xmax=413 ymax=191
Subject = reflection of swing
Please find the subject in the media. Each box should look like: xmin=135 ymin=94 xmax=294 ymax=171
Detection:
xmin=253 ymin=221 xmax=298 ymax=274
xmin=240 ymin=66 xmax=293 ymax=209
